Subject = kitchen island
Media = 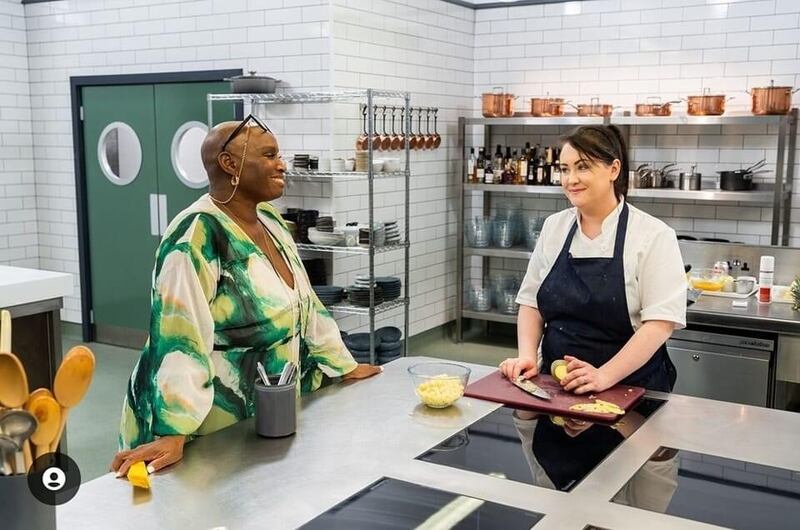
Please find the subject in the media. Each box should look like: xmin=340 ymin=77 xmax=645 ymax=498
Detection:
xmin=57 ymin=356 xmax=800 ymax=530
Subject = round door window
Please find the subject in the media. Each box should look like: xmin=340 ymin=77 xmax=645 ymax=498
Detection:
xmin=171 ymin=121 xmax=209 ymax=189
xmin=97 ymin=122 xmax=142 ymax=186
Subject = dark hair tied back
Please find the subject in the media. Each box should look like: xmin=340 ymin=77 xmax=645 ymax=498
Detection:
xmin=560 ymin=125 xmax=629 ymax=199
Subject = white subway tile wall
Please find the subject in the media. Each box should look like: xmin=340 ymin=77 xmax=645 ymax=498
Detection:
xmin=2 ymin=0 xmax=800 ymax=335
xmin=0 ymin=0 xmax=38 ymax=268
xmin=472 ymin=0 xmax=800 ymax=258
xmin=20 ymin=0 xmax=334 ymax=323
xmin=330 ymin=0 xmax=474 ymax=335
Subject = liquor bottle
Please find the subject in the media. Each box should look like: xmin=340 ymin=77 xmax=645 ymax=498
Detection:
xmin=484 ymin=158 xmax=494 ymax=184
xmin=518 ymin=143 xmax=530 ymax=185
xmin=467 ymin=147 xmax=476 ymax=183
xmin=543 ymin=146 xmax=553 ymax=185
xmin=493 ymin=145 xmax=504 ymax=178
xmin=503 ymin=148 xmax=517 ymax=184
xmin=527 ymin=145 xmax=538 ymax=185
xmin=535 ymin=145 xmax=545 ymax=185
xmin=551 ymin=147 xmax=561 ymax=186
xmin=475 ymin=148 xmax=485 ymax=184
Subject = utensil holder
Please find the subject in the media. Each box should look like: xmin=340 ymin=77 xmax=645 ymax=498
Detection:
xmin=0 ymin=475 xmax=57 ymax=530
xmin=255 ymin=378 xmax=297 ymax=438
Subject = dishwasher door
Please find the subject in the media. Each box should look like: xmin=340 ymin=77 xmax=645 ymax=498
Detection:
xmin=668 ymin=338 xmax=771 ymax=407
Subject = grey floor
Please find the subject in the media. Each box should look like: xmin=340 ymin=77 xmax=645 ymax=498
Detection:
xmin=64 ymin=322 xmax=517 ymax=483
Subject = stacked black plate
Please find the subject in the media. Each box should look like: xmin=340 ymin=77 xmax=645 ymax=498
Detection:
xmin=297 ymin=210 xmax=319 ymax=243
xmin=343 ymin=332 xmax=377 ymax=363
xmin=313 ymin=285 xmax=344 ymax=307
xmin=384 ymin=221 xmax=401 ymax=245
xmin=293 ymin=153 xmax=310 ymax=170
xmin=347 ymin=285 xmax=384 ymax=307
xmin=302 ymin=258 xmax=326 ymax=286
xmin=375 ymin=277 xmax=402 ymax=301
xmin=316 ymin=216 xmax=334 ymax=232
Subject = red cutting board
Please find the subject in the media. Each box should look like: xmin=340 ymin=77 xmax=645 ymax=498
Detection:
xmin=464 ymin=371 xmax=645 ymax=422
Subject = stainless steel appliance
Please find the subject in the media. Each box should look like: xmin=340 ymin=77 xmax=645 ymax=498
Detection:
xmin=668 ymin=328 xmax=774 ymax=407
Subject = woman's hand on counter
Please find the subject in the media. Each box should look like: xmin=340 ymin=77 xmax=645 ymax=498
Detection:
xmin=342 ymin=363 xmax=383 ymax=380
xmin=499 ymin=357 xmax=539 ymax=380
xmin=560 ymin=356 xmax=613 ymax=394
xmin=110 ymin=435 xmax=186 ymax=478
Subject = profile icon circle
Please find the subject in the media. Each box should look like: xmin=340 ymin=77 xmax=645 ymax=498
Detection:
xmin=42 ymin=467 xmax=67 ymax=491
xmin=28 ymin=452 xmax=81 ymax=506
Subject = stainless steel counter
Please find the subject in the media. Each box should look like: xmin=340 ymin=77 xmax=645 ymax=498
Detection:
xmin=688 ymin=294 xmax=800 ymax=334
xmin=57 ymin=356 xmax=800 ymax=530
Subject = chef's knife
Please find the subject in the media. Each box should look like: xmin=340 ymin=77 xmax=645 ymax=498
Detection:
xmin=513 ymin=376 xmax=552 ymax=400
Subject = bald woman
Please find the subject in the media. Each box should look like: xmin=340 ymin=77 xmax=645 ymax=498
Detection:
xmin=111 ymin=116 xmax=380 ymax=477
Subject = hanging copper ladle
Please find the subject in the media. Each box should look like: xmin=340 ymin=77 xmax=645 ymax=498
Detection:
xmin=414 ymin=108 xmax=425 ymax=150
xmin=379 ymin=106 xmax=392 ymax=151
xmin=409 ymin=108 xmax=419 ymax=150
xmin=356 ymin=104 xmax=368 ymax=150
xmin=371 ymin=105 xmax=381 ymax=150
xmin=432 ymin=109 xmax=441 ymax=149
xmin=390 ymin=107 xmax=403 ymax=151
xmin=424 ymin=108 xmax=435 ymax=150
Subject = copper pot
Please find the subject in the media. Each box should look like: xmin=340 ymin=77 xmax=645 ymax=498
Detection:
xmin=635 ymin=97 xmax=679 ymax=117
xmin=481 ymin=87 xmax=515 ymax=117
xmin=686 ymin=90 xmax=731 ymax=116
xmin=530 ymin=97 xmax=565 ymax=117
xmin=749 ymin=81 xmax=798 ymax=115
xmin=576 ymin=98 xmax=614 ymax=117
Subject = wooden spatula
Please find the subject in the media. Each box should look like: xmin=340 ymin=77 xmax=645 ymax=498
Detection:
xmin=51 ymin=346 xmax=96 ymax=452
xmin=25 ymin=394 xmax=61 ymax=460
xmin=0 ymin=310 xmax=11 ymax=353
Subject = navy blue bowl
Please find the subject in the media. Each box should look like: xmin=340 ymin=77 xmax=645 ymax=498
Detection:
xmin=377 ymin=339 xmax=403 ymax=352
xmin=376 ymin=326 xmax=402 ymax=343
xmin=344 ymin=332 xmax=381 ymax=351
xmin=377 ymin=345 xmax=402 ymax=358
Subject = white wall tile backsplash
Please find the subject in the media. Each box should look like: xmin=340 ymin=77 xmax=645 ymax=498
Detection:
xmin=20 ymin=0 xmax=334 ymax=323
xmin=0 ymin=0 xmax=38 ymax=269
xmin=472 ymin=0 xmax=800 ymax=251
xmin=3 ymin=0 xmax=800 ymax=336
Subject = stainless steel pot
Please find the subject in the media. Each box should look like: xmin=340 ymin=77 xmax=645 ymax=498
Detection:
xmin=227 ymin=71 xmax=281 ymax=94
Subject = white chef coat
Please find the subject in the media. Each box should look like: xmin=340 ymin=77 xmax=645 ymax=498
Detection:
xmin=516 ymin=198 xmax=687 ymax=330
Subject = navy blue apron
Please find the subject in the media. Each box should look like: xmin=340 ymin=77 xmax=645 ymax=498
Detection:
xmin=536 ymin=203 xmax=676 ymax=392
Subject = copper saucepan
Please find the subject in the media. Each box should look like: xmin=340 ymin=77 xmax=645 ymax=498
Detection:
xmin=749 ymin=80 xmax=798 ymax=115
xmin=635 ymin=97 xmax=681 ymax=117
xmin=530 ymin=97 xmax=565 ymax=117
xmin=576 ymin=97 xmax=614 ymax=117
xmin=481 ymin=87 xmax=516 ymax=117
xmin=687 ymin=89 xmax=733 ymax=116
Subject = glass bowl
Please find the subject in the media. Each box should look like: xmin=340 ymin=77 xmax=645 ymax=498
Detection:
xmin=689 ymin=268 xmax=725 ymax=291
xmin=408 ymin=362 xmax=471 ymax=408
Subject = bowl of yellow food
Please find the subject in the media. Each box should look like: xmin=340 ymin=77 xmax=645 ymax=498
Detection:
xmin=688 ymin=268 xmax=725 ymax=291
xmin=408 ymin=362 xmax=471 ymax=408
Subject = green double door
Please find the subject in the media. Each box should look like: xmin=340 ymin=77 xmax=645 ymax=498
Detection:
xmin=82 ymin=82 xmax=235 ymax=346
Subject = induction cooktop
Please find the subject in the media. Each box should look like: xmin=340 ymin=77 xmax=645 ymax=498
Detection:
xmin=612 ymin=447 xmax=800 ymax=530
xmin=416 ymin=398 xmax=665 ymax=492
xmin=299 ymin=477 xmax=544 ymax=529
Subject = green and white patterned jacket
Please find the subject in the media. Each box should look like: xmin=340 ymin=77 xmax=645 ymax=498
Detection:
xmin=119 ymin=195 xmax=356 ymax=450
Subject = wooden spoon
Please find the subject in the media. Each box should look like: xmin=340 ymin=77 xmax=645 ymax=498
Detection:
xmin=0 ymin=309 xmax=11 ymax=352
xmin=0 ymin=352 xmax=29 ymax=409
xmin=25 ymin=394 xmax=61 ymax=460
xmin=51 ymin=345 xmax=96 ymax=452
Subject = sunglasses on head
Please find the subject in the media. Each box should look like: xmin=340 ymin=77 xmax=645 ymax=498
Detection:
xmin=221 ymin=114 xmax=272 ymax=153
